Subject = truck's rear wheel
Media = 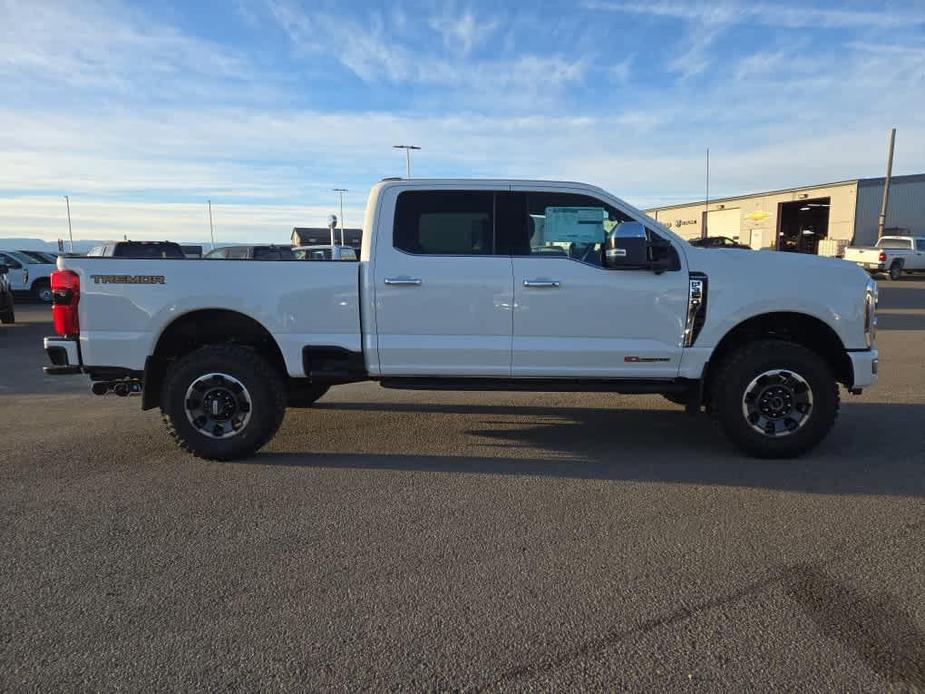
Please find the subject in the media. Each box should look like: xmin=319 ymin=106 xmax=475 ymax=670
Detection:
xmin=710 ymin=340 xmax=839 ymax=458
xmin=888 ymin=261 xmax=903 ymax=281
xmin=161 ymin=344 xmax=285 ymax=461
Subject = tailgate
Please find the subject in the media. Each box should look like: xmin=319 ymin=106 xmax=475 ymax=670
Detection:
xmin=844 ymin=248 xmax=879 ymax=262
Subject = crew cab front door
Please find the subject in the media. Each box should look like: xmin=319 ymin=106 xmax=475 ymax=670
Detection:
xmin=372 ymin=187 xmax=514 ymax=376
xmin=501 ymin=188 xmax=689 ymax=379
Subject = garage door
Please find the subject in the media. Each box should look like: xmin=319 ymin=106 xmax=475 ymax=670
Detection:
xmin=705 ymin=208 xmax=741 ymax=239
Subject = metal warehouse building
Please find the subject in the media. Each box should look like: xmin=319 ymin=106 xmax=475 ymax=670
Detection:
xmin=645 ymin=173 xmax=925 ymax=255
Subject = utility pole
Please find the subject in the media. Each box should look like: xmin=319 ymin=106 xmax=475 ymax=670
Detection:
xmin=877 ymin=128 xmax=896 ymax=239
xmin=333 ymin=188 xmax=348 ymax=245
xmin=703 ymin=148 xmax=710 ymax=240
xmin=208 ymin=200 xmax=215 ymax=250
xmin=64 ymin=195 xmax=74 ymax=252
xmin=393 ymin=144 xmax=421 ymax=178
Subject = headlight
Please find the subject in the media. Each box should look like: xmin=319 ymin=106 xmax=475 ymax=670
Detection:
xmin=864 ymin=278 xmax=878 ymax=347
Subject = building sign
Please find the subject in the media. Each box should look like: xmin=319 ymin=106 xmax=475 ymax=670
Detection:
xmin=674 ymin=219 xmax=698 ymax=228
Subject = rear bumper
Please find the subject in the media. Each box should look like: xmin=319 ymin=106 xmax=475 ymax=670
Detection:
xmin=855 ymin=261 xmax=886 ymax=272
xmin=848 ymin=348 xmax=879 ymax=389
xmin=43 ymin=336 xmax=82 ymax=375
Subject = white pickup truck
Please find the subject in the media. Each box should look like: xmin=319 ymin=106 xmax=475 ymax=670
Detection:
xmin=844 ymin=235 xmax=925 ymax=280
xmin=44 ymin=178 xmax=879 ymax=460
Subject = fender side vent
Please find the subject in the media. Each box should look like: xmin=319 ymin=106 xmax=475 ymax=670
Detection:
xmin=684 ymin=272 xmax=708 ymax=347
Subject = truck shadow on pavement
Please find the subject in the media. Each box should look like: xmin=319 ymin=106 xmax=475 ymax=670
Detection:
xmin=262 ymin=400 xmax=925 ymax=498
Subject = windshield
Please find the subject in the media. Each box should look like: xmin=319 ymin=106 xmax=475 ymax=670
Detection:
xmin=19 ymin=250 xmax=53 ymax=263
xmin=877 ymin=238 xmax=913 ymax=249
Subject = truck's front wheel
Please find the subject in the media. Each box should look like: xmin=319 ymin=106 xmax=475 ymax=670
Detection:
xmin=161 ymin=345 xmax=286 ymax=461
xmin=710 ymin=340 xmax=839 ymax=458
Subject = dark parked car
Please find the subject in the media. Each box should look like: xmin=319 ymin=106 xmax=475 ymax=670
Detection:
xmin=0 ymin=263 xmax=15 ymax=324
xmin=689 ymin=236 xmax=751 ymax=250
xmin=85 ymin=241 xmax=185 ymax=258
xmin=204 ymin=245 xmax=296 ymax=260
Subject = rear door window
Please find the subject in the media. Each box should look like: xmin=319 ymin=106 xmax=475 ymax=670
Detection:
xmin=394 ymin=191 xmax=494 ymax=255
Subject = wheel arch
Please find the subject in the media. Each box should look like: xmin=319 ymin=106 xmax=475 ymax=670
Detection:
xmin=142 ymin=308 xmax=286 ymax=410
xmin=704 ymin=311 xmax=853 ymax=396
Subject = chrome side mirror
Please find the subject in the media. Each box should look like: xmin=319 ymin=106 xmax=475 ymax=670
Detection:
xmin=604 ymin=221 xmax=649 ymax=269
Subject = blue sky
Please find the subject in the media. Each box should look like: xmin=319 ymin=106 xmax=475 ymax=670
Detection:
xmin=1 ymin=0 xmax=924 ymax=242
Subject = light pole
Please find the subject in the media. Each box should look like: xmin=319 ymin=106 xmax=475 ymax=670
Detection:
xmin=64 ymin=195 xmax=74 ymax=252
xmin=208 ymin=200 xmax=215 ymax=250
xmin=393 ymin=144 xmax=421 ymax=178
xmin=333 ymin=188 xmax=348 ymax=245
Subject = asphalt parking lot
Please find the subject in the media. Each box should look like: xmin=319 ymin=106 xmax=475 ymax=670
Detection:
xmin=1 ymin=281 xmax=924 ymax=691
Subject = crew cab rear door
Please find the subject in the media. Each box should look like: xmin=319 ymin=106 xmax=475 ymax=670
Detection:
xmin=503 ymin=185 xmax=689 ymax=378
xmin=372 ymin=186 xmax=513 ymax=376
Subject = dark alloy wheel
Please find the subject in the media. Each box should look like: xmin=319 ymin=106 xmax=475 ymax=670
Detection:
xmin=184 ymin=372 xmax=253 ymax=439
xmin=888 ymin=262 xmax=903 ymax=281
xmin=161 ymin=344 xmax=286 ymax=460
xmin=711 ymin=340 xmax=839 ymax=458
xmin=741 ymin=369 xmax=813 ymax=438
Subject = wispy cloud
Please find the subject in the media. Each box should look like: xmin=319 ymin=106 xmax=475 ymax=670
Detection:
xmin=585 ymin=0 xmax=925 ymax=78
xmin=429 ymin=8 xmax=498 ymax=55
xmin=582 ymin=1 xmax=925 ymax=29
xmin=0 ymin=0 xmax=255 ymax=100
xmin=733 ymin=50 xmax=790 ymax=79
xmin=265 ymin=0 xmax=584 ymax=102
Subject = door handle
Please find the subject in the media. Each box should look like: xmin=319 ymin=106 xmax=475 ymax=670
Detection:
xmin=384 ymin=277 xmax=422 ymax=286
xmin=523 ymin=279 xmax=561 ymax=288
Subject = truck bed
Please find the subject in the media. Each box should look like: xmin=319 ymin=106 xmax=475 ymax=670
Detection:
xmin=59 ymin=257 xmax=363 ymax=377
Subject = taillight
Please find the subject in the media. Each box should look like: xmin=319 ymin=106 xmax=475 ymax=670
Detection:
xmin=51 ymin=270 xmax=80 ymax=337
xmin=878 ymin=251 xmax=887 ymax=262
